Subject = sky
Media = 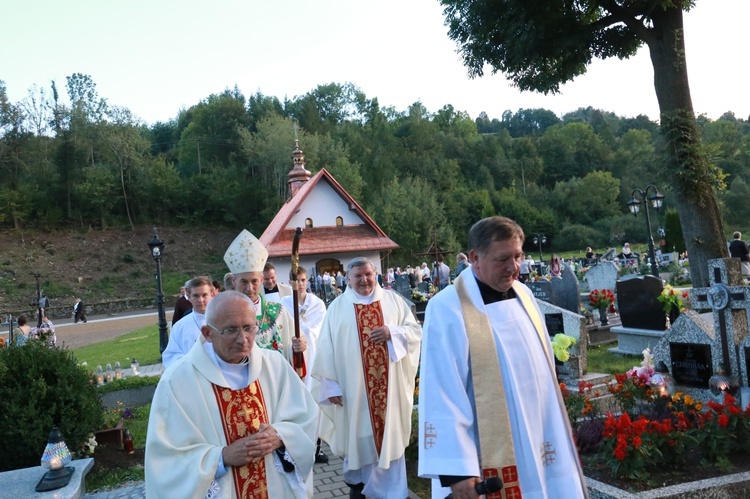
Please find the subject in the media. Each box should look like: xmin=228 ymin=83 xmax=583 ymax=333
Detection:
xmin=1 ymin=0 xmax=748 ymax=127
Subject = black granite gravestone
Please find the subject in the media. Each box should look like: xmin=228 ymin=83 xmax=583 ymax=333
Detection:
xmin=670 ymin=343 xmax=713 ymax=388
xmin=545 ymin=313 xmax=564 ymax=338
xmin=417 ymin=282 xmax=429 ymax=293
xmin=527 ymin=280 xmax=554 ymax=305
xmin=616 ymin=274 xmax=665 ymax=331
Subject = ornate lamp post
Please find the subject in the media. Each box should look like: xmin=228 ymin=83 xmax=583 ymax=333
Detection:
xmin=34 ymin=272 xmax=42 ymax=327
xmin=627 ymin=184 xmax=665 ymax=278
xmin=147 ymin=227 xmax=168 ymax=355
xmin=532 ymin=233 xmax=547 ymax=264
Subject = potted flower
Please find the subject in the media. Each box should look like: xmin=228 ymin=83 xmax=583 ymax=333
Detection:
xmin=552 ymin=333 xmax=578 ymax=380
xmin=658 ymin=284 xmax=689 ymax=325
xmin=588 ymin=289 xmax=615 ymax=325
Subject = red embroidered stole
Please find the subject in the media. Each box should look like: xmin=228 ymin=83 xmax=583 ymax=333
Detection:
xmin=212 ymin=381 xmax=269 ymax=499
xmin=354 ymin=301 xmax=389 ymax=454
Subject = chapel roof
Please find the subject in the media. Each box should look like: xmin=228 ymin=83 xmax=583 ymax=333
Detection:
xmin=260 ymin=167 xmax=399 ymax=258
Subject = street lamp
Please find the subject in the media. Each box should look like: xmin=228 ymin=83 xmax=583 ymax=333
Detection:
xmin=147 ymin=227 xmax=169 ymax=355
xmin=532 ymin=233 xmax=547 ymax=264
xmin=627 ymin=184 xmax=665 ymax=278
xmin=34 ymin=272 xmax=42 ymax=327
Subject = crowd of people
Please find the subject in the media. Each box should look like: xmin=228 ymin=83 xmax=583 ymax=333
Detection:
xmin=144 ymin=217 xmax=587 ymax=498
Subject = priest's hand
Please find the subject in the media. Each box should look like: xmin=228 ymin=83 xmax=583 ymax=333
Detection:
xmin=222 ymin=424 xmax=282 ymax=466
xmin=368 ymin=326 xmax=391 ymax=344
xmin=328 ymin=396 xmax=343 ymax=406
xmin=449 ymin=477 xmax=482 ymax=499
xmin=292 ymin=335 xmax=307 ymax=353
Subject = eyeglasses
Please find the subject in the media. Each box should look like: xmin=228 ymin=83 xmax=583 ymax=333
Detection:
xmin=206 ymin=323 xmax=259 ymax=338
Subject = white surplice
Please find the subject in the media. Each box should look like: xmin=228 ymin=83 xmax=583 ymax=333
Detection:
xmin=281 ymin=292 xmax=326 ymax=389
xmin=263 ymin=283 xmax=292 ymax=304
xmin=162 ymin=311 xmax=205 ymax=369
xmin=312 ymin=285 xmax=421 ymax=498
xmin=145 ymin=337 xmax=319 ymax=498
xmin=418 ymin=272 xmax=586 ymax=499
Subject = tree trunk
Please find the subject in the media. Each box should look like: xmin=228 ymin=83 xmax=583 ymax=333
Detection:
xmin=646 ymin=7 xmax=727 ymax=288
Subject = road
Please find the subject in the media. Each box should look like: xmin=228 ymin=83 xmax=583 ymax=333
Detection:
xmin=1 ymin=309 xmax=172 ymax=351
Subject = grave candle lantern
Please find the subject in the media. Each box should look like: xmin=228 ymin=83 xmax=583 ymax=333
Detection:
xmin=36 ymin=427 xmax=74 ymax=492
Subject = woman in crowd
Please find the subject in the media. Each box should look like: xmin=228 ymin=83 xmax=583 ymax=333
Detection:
xmin=550 ymin=254 xmax=562 ymax=277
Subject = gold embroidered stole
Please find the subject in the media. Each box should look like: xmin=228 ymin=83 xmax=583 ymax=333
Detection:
xmin=212 ymin=381 xmax=269 ymax=499
xmin=354 ymin=301 xmax=389 ymax=455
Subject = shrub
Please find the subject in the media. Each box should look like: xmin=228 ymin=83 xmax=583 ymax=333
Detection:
xmin=554 ymin=224 xmax=607 ymax=251
xmin=0 ymin=342 xmax=103 ymax=471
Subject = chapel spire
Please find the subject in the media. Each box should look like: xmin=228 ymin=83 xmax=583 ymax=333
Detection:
xmin=288 ymin=139 xmax=311 ymax=198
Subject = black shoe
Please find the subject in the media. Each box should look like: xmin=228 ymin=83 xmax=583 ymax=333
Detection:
xmin=347 ymin=482 xmax=365 ymax=499
xmin=315 ymin=450 xmax=329 ymax=464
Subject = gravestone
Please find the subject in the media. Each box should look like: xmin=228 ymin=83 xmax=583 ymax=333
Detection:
xmin=653 ymin=258 xmax=750 ymax=401
xmin=527 ymin=279 xmax=555 ymax=305
xmin=690 ymin=258 xmax=750 ymax=381
xmin=601 ymin=248 xmax=616 ymax=261
xmin=417 ymin=282 xmax=430 ymax=293
xmin=551 ymin=263 xmax=581 ymax=314
xmin=537 ymin=300 xmax=588 ymax=378
xmin=652 ymin=310 xmax=716 ymax=397
xmin=393 ymin=275 xmax=412 ymax=301
xmin=584 ymin=261 xmax=619 ymax=293
xmin=616 ymin=275 xmax=666 ymax=331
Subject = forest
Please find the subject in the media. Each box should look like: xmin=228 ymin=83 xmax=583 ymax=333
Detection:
xmin=1 ymin=75 xmax=749 ymax=262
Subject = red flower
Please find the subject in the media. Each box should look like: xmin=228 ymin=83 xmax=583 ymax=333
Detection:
xmin=614 ymin=435 xmax=628 ymax=461
xmin=718 ymin=414 xmax=730 ymax=428
xmin=272 ymin=341 xmax=279 ymax=350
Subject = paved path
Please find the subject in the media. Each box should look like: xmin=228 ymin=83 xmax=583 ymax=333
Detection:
xmin=70 ymin=309 xmax=422 ymax=498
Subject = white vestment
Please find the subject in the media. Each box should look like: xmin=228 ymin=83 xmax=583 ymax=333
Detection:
xmin=264 ymin=283 xmax=292 ymax=304
xmin=281 ymin=292 xmax=326 ymax=390
xmin=145 ymin=338 xmax=319 ymax=498
xmin=418 ymin=272 xmax=586 ymax=499
xmin=312 ymin=285 xmax=421 ymax=498
xmin=162 ymin=311 xmax=206 ymax=369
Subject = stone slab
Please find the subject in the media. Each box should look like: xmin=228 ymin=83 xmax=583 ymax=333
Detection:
xmin=608 ymin=326 xmax=666 ymax=356
xmin=0 ymin=458 xmax=93 ymax=498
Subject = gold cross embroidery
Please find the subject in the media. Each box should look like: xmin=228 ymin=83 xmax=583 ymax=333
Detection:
xmin=540 ymin=441 xmax=556 ymax=467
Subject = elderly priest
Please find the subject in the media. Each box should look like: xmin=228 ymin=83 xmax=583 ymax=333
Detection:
xmin=145 ymin=291 xmax=319 ymax=498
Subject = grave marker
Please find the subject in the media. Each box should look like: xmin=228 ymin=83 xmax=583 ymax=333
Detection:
xmin=584 ymin=261 xmax=619 ymax=293
xmin=616 ymin=275 xmax=665 ymax=331
xmin=690 ymin=258 xmax=750 ymax=379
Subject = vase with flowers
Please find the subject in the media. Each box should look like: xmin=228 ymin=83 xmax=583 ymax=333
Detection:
xmin=588 ymin=288 xmax=615 ymax=325
xmin=657 ymin=284 xmax=689 ymax=326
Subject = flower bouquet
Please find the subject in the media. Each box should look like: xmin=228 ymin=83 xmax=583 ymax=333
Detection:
xmin=552 ymin=333 xmax=577 ymax=362
xmin=588 ymin=289 xmax=615 ymax=310
xmin=410 ymin=289 xmax=428 ymax=303
xmin=657 ymin=284 xmax=689 ymax=314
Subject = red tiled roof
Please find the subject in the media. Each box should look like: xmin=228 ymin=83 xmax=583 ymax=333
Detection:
xmin=265 ymin=226 xmax=399 ymax=257
xmin=260 ymin=168 xmax=399 ymax=258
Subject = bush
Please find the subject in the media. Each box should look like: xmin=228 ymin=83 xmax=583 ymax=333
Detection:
xmin=0 ymin=342 xmax=103 ymax=471
xmin=554 ymin=224 xmax=607 ymax=251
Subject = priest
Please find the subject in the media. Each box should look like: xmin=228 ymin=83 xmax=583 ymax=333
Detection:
xmin=418 ymin=216 xmax=588 ymax=499
xmin=312 ymin=257 xmax=422 ymax=499
xmin=145 ymin=291 xmax=319 ymax=498
xmin=224 ymin=229 xmax=306 ymax=366
xmin=263 ymin=262 xmax=292 ymax=303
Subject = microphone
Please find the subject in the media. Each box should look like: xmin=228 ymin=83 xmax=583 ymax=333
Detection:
xmin=445 ymin=476 xmax=503 ymax=498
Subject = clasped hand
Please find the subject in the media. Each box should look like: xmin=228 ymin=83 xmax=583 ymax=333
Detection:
xmin=368 ymin=326 xmax=391 ymax=344
xmin=292 ymin=335 xmax=307 ymax=353
xmin=222 ymin=423 xmax=282 ymax=467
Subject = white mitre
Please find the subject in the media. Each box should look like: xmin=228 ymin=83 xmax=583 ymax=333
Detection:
xmin=224 ymin=229 xmax=268 ymax=274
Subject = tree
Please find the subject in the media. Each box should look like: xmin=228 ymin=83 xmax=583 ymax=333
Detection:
xmin=439 ymin=0 xmax=727 ymax=286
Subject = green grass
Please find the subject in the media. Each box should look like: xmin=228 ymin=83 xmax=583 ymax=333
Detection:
xmin=72 ymin=325 xmax=162 ymax=368
xmin=587 ymin=343 xmax=641 ymax=374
